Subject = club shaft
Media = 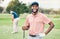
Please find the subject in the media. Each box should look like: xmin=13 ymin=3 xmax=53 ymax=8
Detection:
xmin=23 ymin=30 xmax=25 ymax=39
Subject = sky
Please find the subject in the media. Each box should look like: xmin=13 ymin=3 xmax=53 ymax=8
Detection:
xmin=0 ymin=0 xmax=60 ymax=10
xmin=0 ymin=0 xmax=11 ymax=7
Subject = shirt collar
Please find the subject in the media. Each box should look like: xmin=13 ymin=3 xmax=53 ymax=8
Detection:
xmin=31 ymin=12 xmax=39 ymax=17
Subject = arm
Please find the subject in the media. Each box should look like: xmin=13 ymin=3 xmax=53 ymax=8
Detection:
xmin=22 ymin=16 xmax=30 ymax=30
xmin=42 ymin=14 xmax=55 ymax=35
xmin=12 ymin=15 xmax=14 ymax=22
xmin=45 ymin=22 xmax=54 ymax=35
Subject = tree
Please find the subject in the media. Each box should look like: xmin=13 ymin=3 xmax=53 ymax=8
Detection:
xmin=0 ymin=7 xmax=3 ymax=13
xmin=56 ymin=9 xmax=60 ymax=14
xmin=6 ymin=0 xmax=29 ymax=16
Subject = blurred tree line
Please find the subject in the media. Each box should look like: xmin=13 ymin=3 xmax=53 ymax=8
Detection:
xmin=6 ymin=0 xmax=29 ymax=16
xmin=0 ymin=0 xmax=60 ymax=15
xmin=0 ymin=7 xmax=3 ymax=13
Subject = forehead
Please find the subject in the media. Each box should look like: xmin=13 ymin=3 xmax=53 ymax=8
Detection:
xmin=31 ymin=5 xmax=38 ymax=7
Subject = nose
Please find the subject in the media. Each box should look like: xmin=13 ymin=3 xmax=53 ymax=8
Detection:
xmin=33 ymin=6 xmax=37 ymax=9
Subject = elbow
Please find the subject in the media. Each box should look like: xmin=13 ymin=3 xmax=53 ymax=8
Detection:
xmin=51 ymin=24 xmax=55 ymax=28
xmin=49 ymin=22 xmax=55 ymax=28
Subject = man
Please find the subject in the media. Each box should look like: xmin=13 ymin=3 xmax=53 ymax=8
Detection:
xmin=22 ymin=2 xmax=54 ymax=39
xmin=10 ymin=10 xmax=19 ymax=33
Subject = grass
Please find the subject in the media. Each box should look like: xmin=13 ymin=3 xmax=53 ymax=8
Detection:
xmin=0 ymin=26 xmax=60 ymax=39
xmin=45 ymin=20 xmax=60 ymax=29
xmin=0 ymin=16 xmax=60 ymax=29
xmin=0 ymin=14 xmax=60 ymax=39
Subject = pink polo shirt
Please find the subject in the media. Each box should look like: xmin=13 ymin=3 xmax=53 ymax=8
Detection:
xmin=24 ymin=12 xmax=51 ymax=35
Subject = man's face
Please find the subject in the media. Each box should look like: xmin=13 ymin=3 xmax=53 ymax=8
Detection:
xmin=31 ymin=5 xmax=39 ymax=13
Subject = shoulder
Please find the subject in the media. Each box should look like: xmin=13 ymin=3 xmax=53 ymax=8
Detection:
xmin=39 ymin=12 xmax=45 ymax=15
xmin=13 ymin=12 xmax=17 ymax=14
xmin=39 ymin=13 xmax=47 ymax=17
xmin=12 ymin=12 xmax=17 ymax=15
xmin=26 ymin=14 xmax=32 ymax=19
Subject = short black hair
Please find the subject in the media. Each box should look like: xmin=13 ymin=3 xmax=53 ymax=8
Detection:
xmin=31 ymin=2 xmax=39 ymax=6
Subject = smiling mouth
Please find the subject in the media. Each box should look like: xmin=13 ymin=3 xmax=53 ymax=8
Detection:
xmin=32 ymin=9 xmax=38 ymax=13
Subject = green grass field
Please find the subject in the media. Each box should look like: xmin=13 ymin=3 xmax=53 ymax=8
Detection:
xmin=0 ymin=14 xmax=60 ymax=39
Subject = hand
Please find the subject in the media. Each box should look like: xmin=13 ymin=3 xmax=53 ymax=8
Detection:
xmin=22 ymin=26 xmax=29 ymax=30
xmin=45 ymin=32 xmax=47 ymax=35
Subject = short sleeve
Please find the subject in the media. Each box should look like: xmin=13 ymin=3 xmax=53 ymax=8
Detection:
xmin=24 ymin=16 xmax=30 ymax=27
xmin=42 ymin=14 xmax=51 ymax=24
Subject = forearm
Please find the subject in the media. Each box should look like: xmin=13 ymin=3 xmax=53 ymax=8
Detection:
xmin=12 ymin=15 xmax=14 ymax=21
xmin=12 ymin=18 xmax=14 ymax=21
xmin=45 ymin=22 xmax=54 ymax=35
xmin=45 ymin=25 xmax=54 ymax=35
xmin=12 ymin=17 xmax=14 ymax=22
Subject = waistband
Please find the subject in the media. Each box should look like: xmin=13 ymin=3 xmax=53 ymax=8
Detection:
xmin=29 ymin=34 xmax=36 ymax=37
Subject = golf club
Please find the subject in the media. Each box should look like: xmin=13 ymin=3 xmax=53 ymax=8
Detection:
xmin=23 ymin=30 xmax=25 ymax=39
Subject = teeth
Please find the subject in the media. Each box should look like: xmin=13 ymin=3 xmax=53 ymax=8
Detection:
xmin=33 ymin=10 xmax=36 ymax=12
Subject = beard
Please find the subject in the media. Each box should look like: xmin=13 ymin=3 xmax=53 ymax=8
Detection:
xmin=32 ymin=9 xmax=38 ymax=13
